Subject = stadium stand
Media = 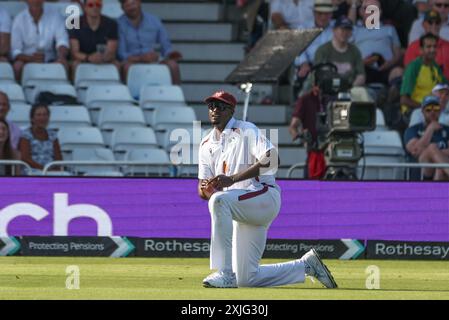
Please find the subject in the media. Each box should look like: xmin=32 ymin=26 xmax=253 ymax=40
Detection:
xmin=127 ymin=64 xmax=172 ymax=100
xmin=0 ymin=0 xmax=426 ymax=180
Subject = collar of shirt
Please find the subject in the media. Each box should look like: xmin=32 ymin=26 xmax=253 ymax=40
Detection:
xmin=212 ymin=117 xmax=236 ymax=142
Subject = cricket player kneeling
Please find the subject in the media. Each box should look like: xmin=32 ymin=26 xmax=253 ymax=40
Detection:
xmin=198 ymin=90 xmax=338 ymax=289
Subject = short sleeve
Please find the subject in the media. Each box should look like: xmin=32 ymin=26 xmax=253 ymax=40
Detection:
xmin=198 ymin=141 xmax=213 ymax=179
xmin=404 ymin=125 xmax=419 ymax=146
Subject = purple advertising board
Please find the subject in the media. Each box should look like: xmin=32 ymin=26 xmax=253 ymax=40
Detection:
xmin=0 ymin=177 xmax=448 ymax=242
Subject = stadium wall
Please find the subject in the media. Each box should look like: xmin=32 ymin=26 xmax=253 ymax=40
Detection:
xmin=0 ymin=177 xmax=447 ymax=242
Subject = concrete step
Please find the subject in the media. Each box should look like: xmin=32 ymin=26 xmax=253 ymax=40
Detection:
xmin=180 ymin=63 xmax=237 ymax=82
xmin=173 ymin=43 xmax=245 ymax=62
xmin=166 ymin=23 xmax=234 ymax=42
xmin=142 ymin=3 xmax=222 ymax=22
xmin=181 ymin=83 xmax=272 ymax=104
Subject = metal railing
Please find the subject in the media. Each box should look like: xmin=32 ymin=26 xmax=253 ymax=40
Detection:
xmin=42 ymin=160 xmax=180 ymax=177
xmin=287 ymin=162 xmax=449 ymax=180
xmin=0 ymin=160 xmax=32 ymax=176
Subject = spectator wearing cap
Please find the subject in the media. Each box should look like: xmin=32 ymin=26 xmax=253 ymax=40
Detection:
xmin=410 ymin=83 xmax=449 ymax=126
xmin=404 ymin=10 xmax=449 ymax=81
xmin=400 ymin=33 xmax=447 ymax=119
xmin=10 ymin=0 xmax=69 ymax=81
xmin=271 ymin=0 xmax=315 ymax=30
xmin=68 ymin=0 xmax=120 ymax=79
xmin=295 ymin=0 xmax=336 ymax=80
xmin=117 ymin=0 xmax=182 ymax=84
xmin=314 ymin=16 xmax=365 ymax=87
xmin=409 ymin=0 xmax=449 ymax=44
xmin=0 ymin=7 xmax=11 ymax=62
xmin=353 ymin=0 xmax=403 ymax=86
xmin=404 ymin=95 xmax=449 ymax=180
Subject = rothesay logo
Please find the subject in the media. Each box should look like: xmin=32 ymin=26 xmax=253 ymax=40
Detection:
xmin=0 ymin=193 xmax=113 ymax=237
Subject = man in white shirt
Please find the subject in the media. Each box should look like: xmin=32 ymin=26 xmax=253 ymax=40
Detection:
xmin=11 ymin=0 xmax=69 ymax=80
xmin=271 ymin=0 xmax=315 ymax=29
xmin=198 ymin=90 xmax=338 ymax=288
xmin=295 ymin=0 xmax=336 ymax=80
xmin=0 ymin=8 xmax=12 ymax=62
xmin=409 ymin=0 xmax=449 ymax=44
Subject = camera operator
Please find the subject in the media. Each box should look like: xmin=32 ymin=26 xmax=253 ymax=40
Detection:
xmin=289 ymin=65 xmax=337 ymax=179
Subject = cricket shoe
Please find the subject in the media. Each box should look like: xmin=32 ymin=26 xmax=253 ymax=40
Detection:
xmin=302 ymin=248 xmax=338 ymax=289
xmin=203 ymin=271 xmax=237 ymax=288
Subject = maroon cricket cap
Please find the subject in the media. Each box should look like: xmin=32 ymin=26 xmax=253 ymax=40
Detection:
xmin=204 ymin=91 xmax=237 ymax=108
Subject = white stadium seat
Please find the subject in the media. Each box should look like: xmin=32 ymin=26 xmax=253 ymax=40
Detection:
xmin=7 ymin=104 xmax=31 ymax=129
xmin=358 ymin=155 xmax=406 ymax=180
xmin=139 ymin=85 xmax=187 ymax=124
xmin=21 ymin=63 xmax=69 ymax=102
xmin=30 ymin=83 xmax=78 ymax=104
xmin=0 ymin=62 xmax=15 ymax=84
xmin=84 ymin=84 xmax=137 ymax=124
xmin=74 ymin=64 xmax=121 ymax=103
xmin=127 ymin=64 xmax=172 ymax=99
xmin=70 ymin=147 xmax=121 ymax=176
xmin=0 ymin=83 xmax=26 ymax=104
xmin=58 ymin=127 xmax=105 ymax=154
xmin=363 ymin=130 xmax=405 ymax=156
xmin=110 ymin=127 xmax=159 ymax=159
xmin=376 ymin=108 xmax=387 ymax=130
xmin=123 ymin=148 xmax=172 ymax=176
xmin=97 ymin=106 xmax=146 ymax=146
xmin=49 ymin=106 xmax=92 ymax=130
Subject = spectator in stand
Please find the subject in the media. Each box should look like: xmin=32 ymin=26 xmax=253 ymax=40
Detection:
xmin=10 ymin=0 xmax=69 ymax=81
xmin=405 ymin=10 xmax=449 ymax=80
xmin=314 ymin=16 xmax=365 ymax=87
xmin=353 ymin=0 xmax=403 ymax=85
xmin=0 ymin=7 xmax=11 ymax=62
xmin=69 ymin=0 xmax=120 ymax=78
xmin=271 ymin=0 xmax=315 ymax=29
xmin=19 ymin=104 xmax=62 ymax=173
xmin=0 ymin=119 xmax=21 ymax=176
xmin=400 ymin=33 xmax=447 ymax=121
xmin=0 ymin=91 xmax=21 ymax=151
xmin=117 ymin=0 xmax=182 ymax=84
xmin=404 ymin=95 xmax=449 ymax=180
xmin=414 ymin=0 xmax=432 ymax=19
xmin=410 ymin=83 xmax=449 ymax=125
xmin=295 ymin=0 xmax=336 ymax=81
xmin=409 ymin=0 xmax=449 ymax=44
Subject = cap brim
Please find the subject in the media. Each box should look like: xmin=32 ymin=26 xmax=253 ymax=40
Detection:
xmin=204 ymin=96 xmax=235 ymax=107
xmin=314 ymin=7 xmax=335 ymax=13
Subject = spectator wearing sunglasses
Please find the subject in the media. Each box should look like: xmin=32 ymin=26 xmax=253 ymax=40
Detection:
xmin=10 ymin=0 xmax=69 ymax=81
xmin=400 ymin=33 xmax=447 ymax=123
xmin=117 ymin=0 xmax=182 ymax=84
xmin=68 ymin=0 xmax=120 ymax=79
xmin=405 ymin=10 xmax=449 ymax=81
xmin=409 ymin=1 xmax=449 ymax=44
xmin=404 ymin=95 xmax=449 ymax=180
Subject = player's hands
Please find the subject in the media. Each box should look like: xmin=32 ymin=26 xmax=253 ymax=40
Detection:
xmin=208 ymin=175 xmax=234 ymax=190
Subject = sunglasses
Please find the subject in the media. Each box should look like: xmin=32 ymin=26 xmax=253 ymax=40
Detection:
xmin=208 ymin=101 xmax=232 ymax=112
xmin=87 ymin=1 xmax=102 ymax=8
xmin=435 ymin=3 xmax=449 ymax=8
xmin=424 ymin=105 xmax=441 ymax=112
xmin=428 ymin=20 xmax=442 ymax=25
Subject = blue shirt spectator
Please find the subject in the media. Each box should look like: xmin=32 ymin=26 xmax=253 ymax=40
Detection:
xmin=118 ymin=12 xmax=173 ymax=61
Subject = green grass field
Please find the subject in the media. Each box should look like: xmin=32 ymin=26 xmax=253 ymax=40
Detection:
xmin=0 ymin=257 xmax=448 ymax=300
